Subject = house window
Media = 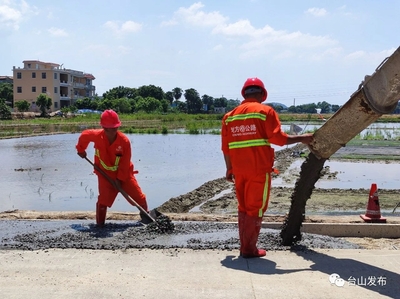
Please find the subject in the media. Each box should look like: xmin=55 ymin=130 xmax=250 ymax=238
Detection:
xmin=42 ymin=87 xmax=47 ymax=93
xmin=17 ymin=86 xmax=22 ymax=93
xmin=54 ymin=87 xmax=58 ymax=94
xmin=54 ymin=102 xmax=58 ymax=109
xmin=54 ymin=73 xmax=58 ymax=79
xmin=42 ymin=72 xmax=46 ymax=79
xmin=32 ymin=86 xmax=36 ymax=92
xmin=17 ymin=72 xmax=22 ymax=79
xmin=32 ymin=72 xmax=36 ymax=78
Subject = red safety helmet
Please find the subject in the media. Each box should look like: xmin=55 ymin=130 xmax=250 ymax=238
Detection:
xmin=241 ymin=77 xmax=268 ymax=102
xmin=100 ymin=110 xmax=121 ymax=128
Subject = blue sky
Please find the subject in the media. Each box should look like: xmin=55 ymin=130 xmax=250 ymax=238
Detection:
xmin=1 ymin=0 xmax=399 ymax=106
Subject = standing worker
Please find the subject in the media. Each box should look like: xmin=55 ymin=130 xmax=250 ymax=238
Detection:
xmin=221 ymin=78 xmax=314 ymax=258
xmin=76 ymin=109 xmax=149 ymax=226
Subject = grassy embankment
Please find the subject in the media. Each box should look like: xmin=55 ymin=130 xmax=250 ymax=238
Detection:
xmin=2 ymin=112 xmax=400 ymax=144
xmin=0 ymin=113 xmax=224 ymax=138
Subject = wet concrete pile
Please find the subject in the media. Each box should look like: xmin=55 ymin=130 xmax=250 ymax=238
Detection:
xmin=157 ymin=178 xmax=232 ymax=213
xmin=0 ymin=220 xmax=360 ymax=251
xmin=147 ymin=214 xmax=175 ymax=234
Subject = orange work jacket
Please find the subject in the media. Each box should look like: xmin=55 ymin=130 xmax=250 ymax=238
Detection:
xmin=76 ymin=129 xmax=134 ymax=181
xmin=221 ymin=99 xmax=288 ymax=175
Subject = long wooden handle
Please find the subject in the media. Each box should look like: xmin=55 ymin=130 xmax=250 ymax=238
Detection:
xmin=84 ymin=156 xmax=155 ymax=222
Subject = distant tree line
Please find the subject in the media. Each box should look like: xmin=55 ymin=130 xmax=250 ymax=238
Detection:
xmin=267 ymin=101 xmax=341 ymax=114
xmin=1 ymin=82 xmax=400 ymax=119
xmin=81 ymin=85 xmax=241 ymax=115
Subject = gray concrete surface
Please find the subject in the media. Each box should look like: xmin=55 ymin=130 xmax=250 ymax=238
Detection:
xmin=1 ymin=219 xmax=399 ymax=298
xmin=0 ymin=248 xmax=399 ymax=299
xmin=0 ymin=220 xmax=362 ymax=251
xmin=264 ymin=221 xmax=400 ymax=238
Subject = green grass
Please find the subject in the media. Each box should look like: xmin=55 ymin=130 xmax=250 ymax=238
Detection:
xmin=2 ymin=112 xmax=400 ymax=139
xmin=346 ymin=139 xmax=400 ymax=147
xmin=335 ymin=154 xmax=400 ymax=161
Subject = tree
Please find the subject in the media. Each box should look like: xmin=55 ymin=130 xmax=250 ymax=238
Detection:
xmin=137 ymin=85 xmax=165 ymax=101
xmin=226 ymin=99 xmax=241 ymax=111
xmin=316 ymin=101 xmax=331 ymax=113
xmin=184 ymin=88 xmax=202 ymax=114
xmin=113 ymin=98 xmax=132 ymax=113
xmin=97 ymin=98 xmax=114 ymax=111
xmin=103 ymin=86 xmax=137 ymax=100
xmin=135 ymin=97 xmax=161 ymax=113
xmin=201 ymin=94 xmax=214 ymax=112
xmin=15 ymin=100 xmax=30 ymax=112
xmin=266 ymin=103 xmax=285 ymax=112
xmin=175 ymin=101 xmax=187 ymax=113
xmin=287 ymin=103 xmax=317 ymax=114
xmin=214 ymin=97 xmax=228 ymax=108
xmin=0 ymin=99 xmax=11 ymax=119
xmin=165 ymin=91 xmax=174 ymax=105
xmin=0 ymin=83 xmax=13 ymax=106
xmin=172 ymin=87 xmax=183 ymax=102
xmin=331 ymin=104 xmax=340 ymax=113
xmin=36 ymin=93 xmax=52 ymax=117
xmin=75 ymin=97 xmax=98 ymax=110
xmin=159 ymin=99 xmax=170 ymax=113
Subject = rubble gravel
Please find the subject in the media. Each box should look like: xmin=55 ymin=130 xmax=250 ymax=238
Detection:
xmin=0 ymin=220 xmax=361 ymax=251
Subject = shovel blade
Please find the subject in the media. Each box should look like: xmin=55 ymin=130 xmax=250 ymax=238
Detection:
xmin=150 ymin=208 xmax=163 ymax=219
xmin=139 ymin=209 xmax=163 ymax=225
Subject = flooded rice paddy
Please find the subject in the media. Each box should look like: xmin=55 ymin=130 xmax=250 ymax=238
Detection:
xmin=1 ymin=124 xmax=400 ymax=213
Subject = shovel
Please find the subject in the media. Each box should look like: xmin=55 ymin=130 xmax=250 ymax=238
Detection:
xmin=84 ymin=156 xmax=159 ymax=224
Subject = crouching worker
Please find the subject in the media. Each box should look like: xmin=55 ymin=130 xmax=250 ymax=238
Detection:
xmin=76 ymin=109 xmax=149 ymax=226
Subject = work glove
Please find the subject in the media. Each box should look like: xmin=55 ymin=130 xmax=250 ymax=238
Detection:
xmin=77 ymin=151 xmax=87 ymax=158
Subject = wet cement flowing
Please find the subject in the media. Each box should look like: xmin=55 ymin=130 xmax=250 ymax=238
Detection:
xmin=280 ymin=152 xmax=327 ymax=246
xmin=0 ymin=219 xmax=360 ymax=251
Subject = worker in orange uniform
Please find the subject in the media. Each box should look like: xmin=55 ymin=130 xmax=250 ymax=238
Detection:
xmin=221 ymin=78 xmax=314 ymax=258
xmin=76 ymin=110 xmax=149 ymax=226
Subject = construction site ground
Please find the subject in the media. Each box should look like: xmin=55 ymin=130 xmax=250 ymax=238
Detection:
xmin=1 ymin=143 xmax=400 ymax=250
xmin=1 ymin=143 xmax=400 ymax=298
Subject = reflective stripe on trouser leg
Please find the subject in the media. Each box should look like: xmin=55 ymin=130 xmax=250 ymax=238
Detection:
xmin=259 ymin=173 xmax=270 ymax=217
xmin=234 ymin=172 xmax=271 ymax=218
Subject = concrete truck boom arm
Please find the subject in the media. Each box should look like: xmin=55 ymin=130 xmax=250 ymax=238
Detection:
xmin=309 ymin=46 xmax=400 ymax=159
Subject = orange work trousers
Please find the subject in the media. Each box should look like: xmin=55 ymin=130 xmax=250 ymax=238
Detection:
xmin=234 ymin=172 xmax=271 ymax=218
xmin=97 ymin=175 xmax=148 ymax=211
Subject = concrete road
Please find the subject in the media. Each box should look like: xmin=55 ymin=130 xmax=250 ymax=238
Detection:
xmin=1 ymin=248 xmax=399 ymax=299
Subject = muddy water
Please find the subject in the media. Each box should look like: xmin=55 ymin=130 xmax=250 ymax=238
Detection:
xmin=0 ymin=134 xmax=228 ymax=212
xmin=0 ymin=134 xmax=288 ymax=212
xmin=274 ymin=159 xmax=400 ymax=189
xmin=2 ymin=132 xmax=400 ymax=213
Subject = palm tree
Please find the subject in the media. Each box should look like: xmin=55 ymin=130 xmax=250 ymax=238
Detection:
xmin=172 ymin=87 xmax=183 ymax=102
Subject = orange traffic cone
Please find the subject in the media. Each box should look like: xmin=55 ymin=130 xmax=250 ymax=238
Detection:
xmin=360 ymin=183 xmax=386 ymax=223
